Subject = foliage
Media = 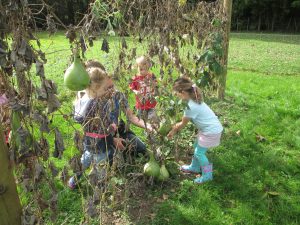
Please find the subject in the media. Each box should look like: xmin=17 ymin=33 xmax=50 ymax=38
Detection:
xmin=0 ymin=0 xmax=229 ymax=224
xmin=33 ymin=32 xmax=300 ymax=225
xmin=232 ymin=0 xmax=300 ymax=32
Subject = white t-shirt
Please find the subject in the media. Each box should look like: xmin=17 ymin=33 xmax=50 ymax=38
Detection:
xmin=73 ymin=94 xmax=92 ymax=123
xmin=184 ymin=100 xmax=223 ymax=135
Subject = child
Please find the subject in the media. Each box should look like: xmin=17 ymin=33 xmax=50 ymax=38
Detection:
xmin=129 ymin=56 xmax=158 ymax=123
xmin=167 ymin=77 xmax=223 ymax=184
xmin=68 ymin=66 xmax=153 ymax=189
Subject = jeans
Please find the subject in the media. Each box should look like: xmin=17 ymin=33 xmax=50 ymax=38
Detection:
xmin=74 ymin=131 xmax=146 ymax=179
xmin=119 ymin=130 xmax=147 ymax=157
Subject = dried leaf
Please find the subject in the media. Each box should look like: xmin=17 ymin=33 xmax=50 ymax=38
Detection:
xmin=88 ymin=36 xmax=94 ymax=47
xmin=162 ymin=194 xmax=169 ymax=200
xmin=101 ymin=38 xmax=109 ymax=53
xmin=49 ymin=193 xmax=58 ymax=221
xmin=37 ymin=192 xmax=49 ymax=211
xmin=69 ymin=156 xmax=82 ymax=174
xmin=131 ymin=48 xmax=137 ymax=60
xmin=35 ymin=60 xmax=45 ymax=78
xmin=65 ymin=28 xmax=76 ymax=43
xmin=256 ymin=133 xmax=266 ymax=142
xmin=49 ymin=161 xmax=59 ymax=177
xmin=39 ymin=138 xmax=49 ymax=161
xmin=22 ymin=178 xmax=33 ymax=192
xmin=46 ymin=14 xmax=57 ymax=35
xmin=86 ymin=197 xmax=98 ymax=218
xmin=121 ymin=38 xmax=127 ymax=49
xmin=54 ymin=128 xmax=65 ymax=158
xmin=16 ymin=126 xmax=31 ymax=154
xmin=80 ymin=35 xmax=87 ymax=55
xmin=60 ymin=166 xmax=68 ymax=183
xmin=73 ymin=130 xmax=83 ymax=153
xmin=93 ymin=186 xmax=101 ymax=205
xmin=21 ymin=206 xmax=37 ymax=225
xmin=33 ymin=161 xmax=44 ymax=182
xmin=18 ymin=39 xmax=27 ymax=56
xmin=88 ymin=165 xmax=99 ymax=187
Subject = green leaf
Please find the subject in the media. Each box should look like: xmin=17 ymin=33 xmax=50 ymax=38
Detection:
xmin=209 ymin=60 xmax=223 ymax=75
xmin=199 ymin=71 xmax=210 ymax=87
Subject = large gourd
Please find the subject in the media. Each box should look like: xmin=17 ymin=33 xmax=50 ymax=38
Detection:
xmin=158 ymin=164 xmax=170 ymax=181
xmin=64 ymin=55 xmax=90 ymax=91
xmin=143 ymin=152 xmax=160 ymax=178
xmin=159 ymin=120 xmax=172 ymax=136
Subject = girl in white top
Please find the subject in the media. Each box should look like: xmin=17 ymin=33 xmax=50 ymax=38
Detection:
xmin=167 ymin=77 xmax=223 ymax=184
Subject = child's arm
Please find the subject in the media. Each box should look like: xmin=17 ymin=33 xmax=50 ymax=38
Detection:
xmin=125 ymin=108 xmax=153 ymax=131
xmin=167 ymin=117 xmax=190 ymax=139
xmin=129 ymin=77 xmax=138 ymax=91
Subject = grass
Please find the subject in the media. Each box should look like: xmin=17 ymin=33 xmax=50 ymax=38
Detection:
xmin=20 ymin=32 xmax=300 ymax=224
xmin=152 ymin=70 xmax=300 ymax=225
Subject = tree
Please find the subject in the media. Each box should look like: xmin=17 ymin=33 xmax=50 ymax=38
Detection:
xmin=0 ymin=124 xmax=22 ymax=225
xmin=217 ymin=0 xmax=232 ymax=100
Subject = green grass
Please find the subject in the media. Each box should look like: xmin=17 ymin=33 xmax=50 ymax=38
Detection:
xmin=152 ymin=70 xmax=300 ymax=225
xmin=228 ymin=33 xmax=300 ymax=75
xmin=20 ymin=32 xmax=300 ymax=224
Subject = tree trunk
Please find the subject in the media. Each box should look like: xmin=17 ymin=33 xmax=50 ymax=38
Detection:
xmin=258 ymin=14 xmax=262 ymax=31
xmin=287 ymin=16 xmax=292 ymax=31
xmin=0 ymin=124 xmax=22 ymax=225
xmin=271 ymin=14 xmax=276 ymax=32
xmin=247 ymin=17 xmax=250 ymax=31
xmin=217 ymin=0 xmax=232 ymax=100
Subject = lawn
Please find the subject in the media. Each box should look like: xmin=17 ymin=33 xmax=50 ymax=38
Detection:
xmin=20 ymin=32 xmax=300 ymax=224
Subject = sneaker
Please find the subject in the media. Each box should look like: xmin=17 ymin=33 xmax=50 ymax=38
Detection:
xmin=67 ymin=176 xmax=77 ymax=190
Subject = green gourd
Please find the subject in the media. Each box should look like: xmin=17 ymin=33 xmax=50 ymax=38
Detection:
xmin=64 ymin=56 xmax=90 ymax=91
xmin=159 ymin=121 xmax=172 ymax=136
xmin=158 ymin=164 xmax=170 ymax=181
xmin=143 ymin=152 xmax=160 ymax=178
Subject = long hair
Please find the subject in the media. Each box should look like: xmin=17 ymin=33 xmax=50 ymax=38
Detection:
xmin=84 ymin=60 xmax=106 ymax=71
xmin=173 ymin=77 xmax=203 ymax=103
xmin=86 ymin=68 xmax=109 ymax=98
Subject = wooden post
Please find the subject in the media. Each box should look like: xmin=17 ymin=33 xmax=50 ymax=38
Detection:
xmin=218 ymin=0 xmax=232 ymax=100
xmin=0 ymin=124 xmax=22 ymax=225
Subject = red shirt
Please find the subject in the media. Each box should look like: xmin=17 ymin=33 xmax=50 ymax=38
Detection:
xmin=129 ymin=73 xmax=157 ymax=110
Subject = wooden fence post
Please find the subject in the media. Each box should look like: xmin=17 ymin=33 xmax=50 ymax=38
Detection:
xmin=218 ymin=0 xmax=232 ymax=100
xmin=0 ymin=124 xmax=22 ymax=225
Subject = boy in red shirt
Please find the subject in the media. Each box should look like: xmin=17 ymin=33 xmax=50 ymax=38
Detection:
xmin=129 ymin=56 xmax=158 ymax=124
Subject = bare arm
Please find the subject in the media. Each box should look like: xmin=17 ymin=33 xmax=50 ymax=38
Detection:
xmin=125 ymin=108 xmax=153 ymax=131
xmin=167 ymin=116 xmax=190 ymax=139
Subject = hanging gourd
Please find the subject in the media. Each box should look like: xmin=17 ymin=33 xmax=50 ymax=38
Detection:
xmin=64 ymin=55 xmax=90 ymax=91
xmin=158 ymin=163 xmax=170 ymax=181
xmin=143 ymin=152 xmax=160 ymax=178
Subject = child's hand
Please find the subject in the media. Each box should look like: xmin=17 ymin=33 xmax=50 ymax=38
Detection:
xmin=146 ymin=123 xmax=154 ymax=132
xmin=167 ymin=129 xmax=176 ymax=139
xmin=113 ymin=137 xmax=126 ymax=151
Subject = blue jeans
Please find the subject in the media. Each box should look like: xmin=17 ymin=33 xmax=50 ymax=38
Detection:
xmin=73 ymin=131 xmax=146 ymax=180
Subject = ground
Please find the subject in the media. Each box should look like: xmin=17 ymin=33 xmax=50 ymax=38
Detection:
xmin=19 ymin=33 xmax=300 ymax=224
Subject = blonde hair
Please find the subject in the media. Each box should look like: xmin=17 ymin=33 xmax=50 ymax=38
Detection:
xmin=86 ymin=68 xmax=109 ymax=98
xmin=136 ymin=55 xmax=151 ymax=71
xmin=173 ymin=77 xmax=203 ymax=103
xmin=85 ymin=60 xmax=106 ymax=71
